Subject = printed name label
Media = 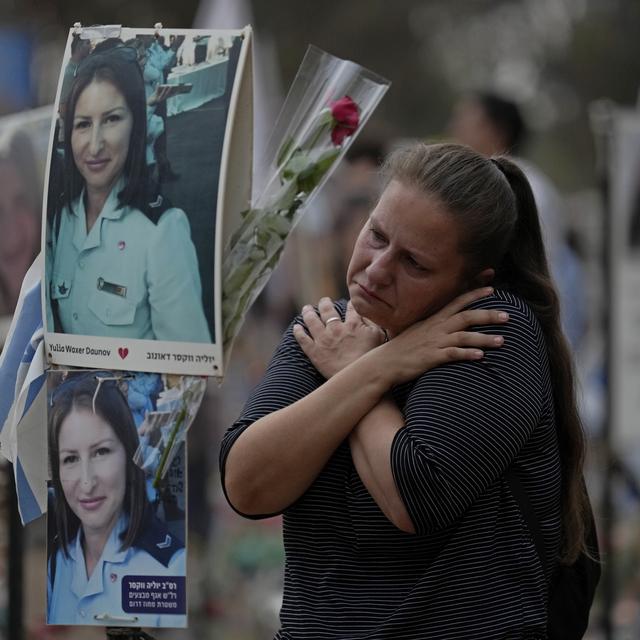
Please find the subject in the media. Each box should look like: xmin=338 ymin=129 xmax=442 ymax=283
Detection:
xmin=122 ymin=575 xmax=186 ymax=614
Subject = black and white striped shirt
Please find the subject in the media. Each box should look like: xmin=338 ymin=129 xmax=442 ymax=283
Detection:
xmin=220 ymin=290 xmax=562 ymax=639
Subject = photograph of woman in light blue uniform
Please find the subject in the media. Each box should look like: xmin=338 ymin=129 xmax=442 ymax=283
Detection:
xmin=47 ymin=372 xmax=186 ymax=628
xmin=46 ymin=44 xmax=212 ymax=343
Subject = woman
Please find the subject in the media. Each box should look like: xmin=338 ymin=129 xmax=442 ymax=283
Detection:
xmin=46 ymin=46 xmax=211 ymax=342
xmin=220 ymin=143 xmax=592 ymax=638
xmin=47 ymin=373 xmax=185 ymax=627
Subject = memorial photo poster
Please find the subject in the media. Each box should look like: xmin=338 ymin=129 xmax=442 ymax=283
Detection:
xmin=42 ymin=25 xmax=253 ymax=376
xmin=46 ymin=369 xmax=202 ymax=628
xmin=609 ymin=109 xmax=640 ymax=465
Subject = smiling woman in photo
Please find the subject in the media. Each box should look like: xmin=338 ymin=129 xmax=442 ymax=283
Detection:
xmin=46 ymin=46 xmax=210 ymax=342
xmin=47 ymin=373 xmax=185 ymax=627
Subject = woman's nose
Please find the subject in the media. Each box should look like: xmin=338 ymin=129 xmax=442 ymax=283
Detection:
xmin=365 ymin=249 xmax=393 ymax=286
xmin=89 ymin=126 xmax=104 ymax=155
xmin=80 ymin=460 xmax=96 ymax=489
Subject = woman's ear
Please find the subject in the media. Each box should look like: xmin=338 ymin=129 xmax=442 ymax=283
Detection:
xmin=473 ymin=267 xmax=495 ymax=287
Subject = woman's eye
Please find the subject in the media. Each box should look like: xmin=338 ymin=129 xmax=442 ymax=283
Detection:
xmin=368 ymin=228 xmax=386 ymax=246
xmin=94 ymin=447 xmax=111 ymax=458
xmin=105 ymin=114 xmax=122 ymax=124
xmin=61 ymin=454 xmax=78 ymax=465
xmin=74 ymin=120 xmax=90 ymax=130
xmin=406 ymin=256 xmax=427 ymax=272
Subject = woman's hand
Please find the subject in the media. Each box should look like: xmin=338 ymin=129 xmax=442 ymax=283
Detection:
xmin=379 ymin=286 xmax=509 ymax=386
xmin=293 ymin=297 xmax=385 ymax=379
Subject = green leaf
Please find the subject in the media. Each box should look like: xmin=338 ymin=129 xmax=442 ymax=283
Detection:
xmin=230 ymin=208 xmax=261 ymax=248
xmin=296 ymin=162 xmax=320 ymax=193
xmin=315 ymin=148 xmax=341 ymax=176
xmin=223 ymin=261 xmax=254 ymax=292
xmin=263 ymin=214 xmax=292 ymax=237
xmin=271 ymin=179 xmax=299 ymax=211
xmin=282 ymin=149 xmax=312 ymax=180
xmin=276 ymin=136 xmax=295 ymax=168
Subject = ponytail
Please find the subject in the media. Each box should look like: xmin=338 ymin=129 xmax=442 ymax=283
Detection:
xmin=385 ymin=143 xmax=590 ymax=563
xmin=493 ymin=156 xmax=589 ymax=565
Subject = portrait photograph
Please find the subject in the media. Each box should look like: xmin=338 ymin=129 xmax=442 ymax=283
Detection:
xmin=45 ymin=369 xmax=200 ymax=628
xmin=43 ymin=26 xmax=253 ymax=376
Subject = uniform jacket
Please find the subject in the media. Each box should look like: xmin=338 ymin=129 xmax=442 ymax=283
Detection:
xmin=46 ymin=180 xmax=211 ymax=343
xmin=47 ymin=512 xmax=186 ymax=628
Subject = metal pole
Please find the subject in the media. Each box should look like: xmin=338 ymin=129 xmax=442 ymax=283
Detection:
xmin=7 ymin=467 xmax=24 ymax=640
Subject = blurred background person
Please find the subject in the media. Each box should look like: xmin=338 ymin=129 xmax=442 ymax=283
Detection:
xmin=449 ymin=91 xmax=588 ymax=351
xmin=0 ymin=126 xmax=42 ymax=315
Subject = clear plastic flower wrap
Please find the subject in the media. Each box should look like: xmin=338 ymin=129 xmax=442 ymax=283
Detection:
xmin=133 ymin=375 xmax=207 ymax=486
xmin=222 ymin=45 xmax=390 ymax=349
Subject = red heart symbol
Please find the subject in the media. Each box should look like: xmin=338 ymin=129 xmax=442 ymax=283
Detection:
xmin=118 ymin=347 xmax=129 ymax=359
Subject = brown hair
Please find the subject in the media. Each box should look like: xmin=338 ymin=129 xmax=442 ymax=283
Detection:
xmin=383 ymin=142 xmax=588 ymax=564
xmin=48 ymin=373 xmax=148 ymax=557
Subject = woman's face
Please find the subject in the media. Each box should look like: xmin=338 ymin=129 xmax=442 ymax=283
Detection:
xmin=71 ymin=78 xmax=133 ymax=197
xmin=346 ymin=179 xmax=469 ymax=336
xmin=58 ymin=407 xmax=128 ymax=539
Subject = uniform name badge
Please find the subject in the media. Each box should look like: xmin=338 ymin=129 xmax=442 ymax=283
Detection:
xmin=97 ymin=277 xmax=127 ymax=298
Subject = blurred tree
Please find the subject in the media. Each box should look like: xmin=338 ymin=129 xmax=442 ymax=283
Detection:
xmin=0 ymin=0 xmax=638 ymax=186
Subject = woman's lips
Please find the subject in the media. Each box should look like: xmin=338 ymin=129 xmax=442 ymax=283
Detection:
xmin=85 ymin=159 xmax=110 ymax=172
xmin=79 ymin=497 xmax=106 ymax=511
xmin=357 ymin=282 xmax=389 ymax=306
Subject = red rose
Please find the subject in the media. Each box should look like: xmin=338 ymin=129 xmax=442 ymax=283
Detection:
xmin=330 ymin=96 xmax=360 ymax=145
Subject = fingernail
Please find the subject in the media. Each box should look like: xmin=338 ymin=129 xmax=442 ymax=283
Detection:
xmin=494 ymin=336 xmax=504 ymax=345
xmin=485 ymin=287 xmax=494 ymax=294
xmin=473 ymin=350 xmax=484 ymax=359
xmin=499 ymin=312 xmax=509 ymax=321
xmin=302 ymin=305 xmax=311 ymax=311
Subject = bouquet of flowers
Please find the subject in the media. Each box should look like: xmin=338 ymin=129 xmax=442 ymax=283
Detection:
xmin=222 ymin=45 xmax=390 ymax=349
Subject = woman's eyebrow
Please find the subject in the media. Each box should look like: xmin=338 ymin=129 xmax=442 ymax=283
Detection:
xmin=59 ymin=438 xmax=115 ymax=453
xmin=101 ymin=106 xmax=126 ymax=116
xmin=59 ymin=447 xmax=78 ymax=454
xmin=90 ymin=438 xmax=115 ymax=448
xmin=73 ymin=106 xmax=126 ymax=120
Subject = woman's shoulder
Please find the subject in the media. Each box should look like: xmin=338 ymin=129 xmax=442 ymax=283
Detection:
xmin=127 ymin=543 xmax=185 ymax=575
xmin=131 ymin=514 xmax=185 ymax=569
xmin=266 ymin=298 xmax=350 ymax=371
xmin=466 ymin=288 xmax=541 ymax=333
xmin=156 ymin=206 xmax=189 ymax=229
xmin=283 ymin=298 xmax=349 ymax=348
xmin=122 ymin=203 xmax=190 ymax=245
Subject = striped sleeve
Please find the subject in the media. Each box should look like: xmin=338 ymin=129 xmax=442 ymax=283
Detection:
xmin=390 ymin=296 xmax=546 ymax=535
xmin=219 ymin=316 xmax=325 ymax=518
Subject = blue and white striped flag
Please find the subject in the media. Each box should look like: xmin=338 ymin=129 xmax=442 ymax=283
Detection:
xmin=0 ymin=254 xmax=48 ymax=523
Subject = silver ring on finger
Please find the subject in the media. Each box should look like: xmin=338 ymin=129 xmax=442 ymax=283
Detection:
xmin=325 ymin=316 xmax=341 ymax=325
